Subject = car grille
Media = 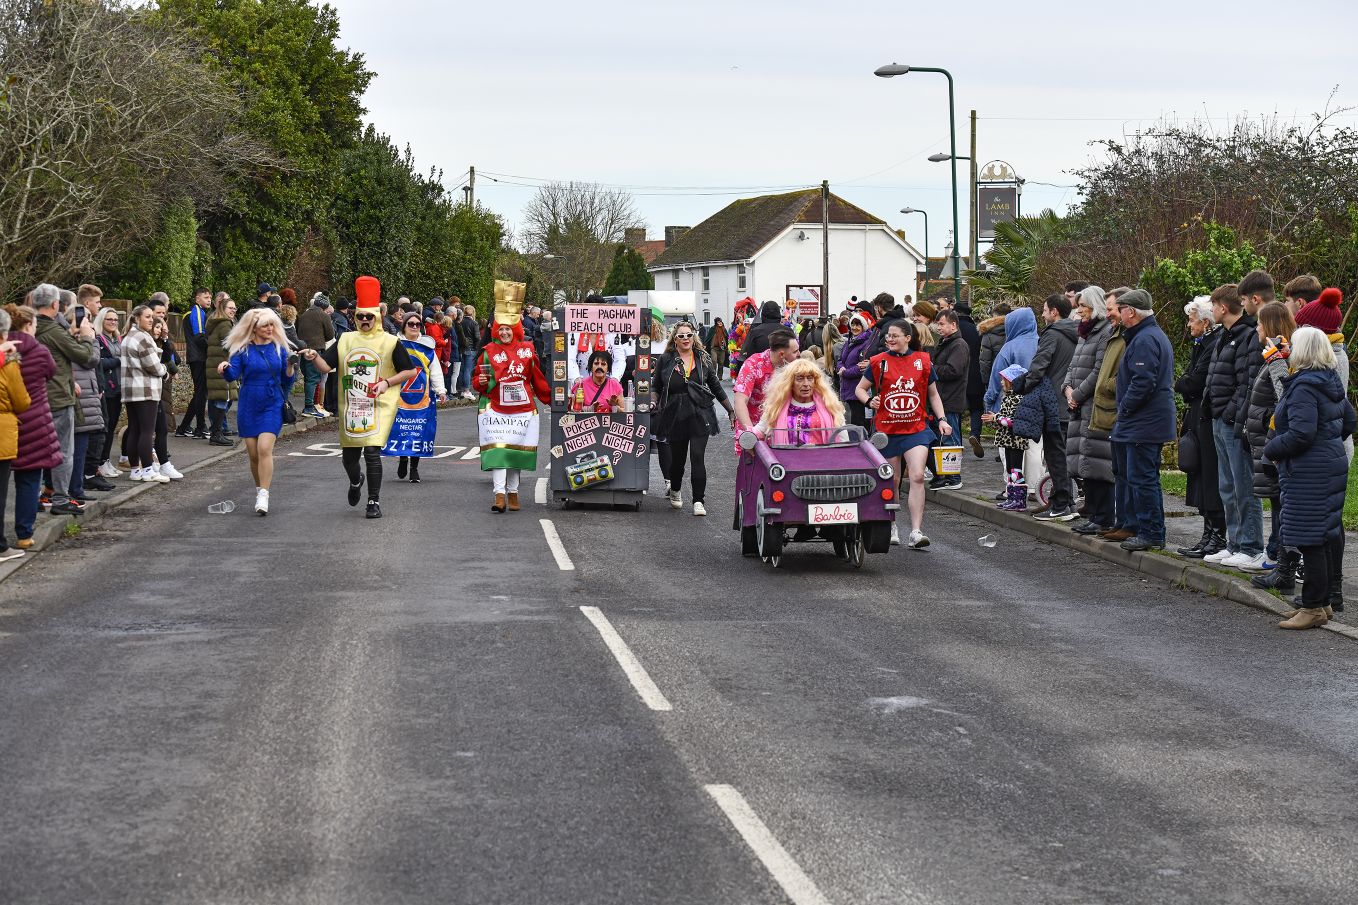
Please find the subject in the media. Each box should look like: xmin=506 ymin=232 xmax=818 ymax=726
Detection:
xmin=791 ymin=473 xmax=874 ymax=502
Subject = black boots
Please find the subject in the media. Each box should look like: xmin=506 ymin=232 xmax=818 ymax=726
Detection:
xmin=408 ymin=459 xmax=420 ymax=483
xmin=397 ymin=457 xmax=408 ymax=479
xmin=1252 ymin=550 xmax=1299 ymax=593
xmin=1178 ymin=523 xmax=1225 ymax=559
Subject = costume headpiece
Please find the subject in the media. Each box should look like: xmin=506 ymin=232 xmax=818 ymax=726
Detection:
xmin=355 ymin=275 xmax=381 ymax=311
xmin=493 ymin=280 xmax=525 ymax=327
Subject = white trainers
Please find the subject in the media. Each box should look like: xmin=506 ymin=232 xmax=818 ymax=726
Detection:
xmin=1203 ymin=549 xmax=1235 ymax=564
xmin=98 ymin=461 xmax=121 ymax=478
xmin=692 ymin=502 xmax=706 ymax=517
xmin=140 ymin=466 xmax=170 ymax=484
xmin=908 ymin=529 xmax=930 ymax=549
xmin=1223 ymin=551 xmax=1268 ymax=571
xmin=159 ymin=462 xmax=184 ymax=480
xmin=667 ymin=489 xmax=682 ymax=510
xmin=255 ymin=488 xmax=269 ymax=516
xmin=890 ymin=524 xmax=901 ymax=545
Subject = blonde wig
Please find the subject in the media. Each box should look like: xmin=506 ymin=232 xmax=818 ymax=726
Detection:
xmin=758 ymin=357 xmax=845 ymax=433
xmin=223 ymin=307 xmax=289 ymax=359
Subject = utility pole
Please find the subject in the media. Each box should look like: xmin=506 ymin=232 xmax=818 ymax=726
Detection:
xmin=969 ymin=110 xmax=978 ymax=299
xmin=468 ymin=165 xmax=476 ymax=206
xmin=821 ymin=180 xmax=831 ymax=318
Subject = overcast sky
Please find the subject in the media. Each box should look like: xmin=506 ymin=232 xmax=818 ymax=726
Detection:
xmin=331 ymin=0 xmax=1356 ymax=256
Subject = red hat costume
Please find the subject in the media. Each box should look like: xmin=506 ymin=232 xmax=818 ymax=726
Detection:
xmin=355 ymin=275 xmax=381 ymax=314
xmin=1296 ymin=287 xmax=1343 ymax=335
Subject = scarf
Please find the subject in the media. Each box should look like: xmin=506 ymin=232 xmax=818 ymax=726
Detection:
xmin=787 ymin=401 xmax=817 ymax=446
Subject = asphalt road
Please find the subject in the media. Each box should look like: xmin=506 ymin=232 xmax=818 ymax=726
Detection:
xmin=3 ymin=404 xmax=1357 ymax=905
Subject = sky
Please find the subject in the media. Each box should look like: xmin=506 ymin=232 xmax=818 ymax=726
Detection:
xmin=330 ymin=0 xmax=1357 ymax=257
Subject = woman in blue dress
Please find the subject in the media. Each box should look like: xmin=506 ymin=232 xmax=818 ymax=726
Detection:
xmin=217 ymin=308 xmax=297 ymax=515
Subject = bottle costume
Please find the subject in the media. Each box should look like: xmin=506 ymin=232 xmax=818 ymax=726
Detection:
xmin=473 ymin=280 xmax=550 ymax=512
xmin=382 ymin=332 xmax=445 ymax=482
xmin=318 ymin=275 xmax=416 ymax=518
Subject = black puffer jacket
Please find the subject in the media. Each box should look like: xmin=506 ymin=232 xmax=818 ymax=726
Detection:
xmin=1244 ymin=357 xmax=1288 ymax=499
xmin=1205 ymin=315 xmax=1260 ymax=429
xmin=740 ymin=302 xmax=788 ymax=358
xmin=1013 ymin=317 xmax=1078 ymax=420
xmin=956 ymin=311 xmax=983 ymax=405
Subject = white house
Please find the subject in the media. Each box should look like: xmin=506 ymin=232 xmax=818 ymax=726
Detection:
xmin=646 ymin=189 xmax=926 ymax=327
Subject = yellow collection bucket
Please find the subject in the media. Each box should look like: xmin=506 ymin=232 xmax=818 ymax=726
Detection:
xmin=931 ymin=444 xmax=964 ymax=476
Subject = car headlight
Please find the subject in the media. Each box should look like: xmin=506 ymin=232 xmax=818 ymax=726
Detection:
xmin=768 ymin=463 xmax=786 ymax=482
xmin=878 ymin=463 xmax=894 ymax=480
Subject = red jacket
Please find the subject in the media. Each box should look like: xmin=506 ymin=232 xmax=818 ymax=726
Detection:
xmin=473 ymin=340 xmax=550 ymax=414
xmin=7 ymin=332 xmax=60 ymax=470
xmin=425 ymin=321 xmax=450 ymax=365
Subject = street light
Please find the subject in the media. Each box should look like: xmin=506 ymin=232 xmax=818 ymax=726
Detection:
xmin=876 ymin=62 xmax=962 ymax=305
xmin=927 ymin=152 xmax=970 ymax=163
xmin=899 ymin=207 xmax=929 ymax=262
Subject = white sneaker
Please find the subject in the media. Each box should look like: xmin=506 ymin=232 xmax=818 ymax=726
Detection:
xmin=908 ymin=529 xmax=930 ymax=549
xmin=667 ymin=489 xmax=682 ymax=510
xmin=0 ymin=548 xmax=25 ymax=563
xmin=141 ymin=467 xmax=170 ymax=484
xmin=255 ymin=488 xmax=269 ymax=516
xmin=159 ymin=462 xmax=184 ymax=480
xmin=1223 ymin=551 xmax=1268 ymax=571
xmin=692 ymin=502 xmax=706 ymax=516
xmin=98 ymin=461 xmax=121 ymax=478
xmin=890 ymin=524 xmax=901 ymax=545
xmin=1203 ymin=549 xmax=1235 ymax=564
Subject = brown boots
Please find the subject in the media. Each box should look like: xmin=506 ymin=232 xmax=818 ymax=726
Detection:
xmin=1278 ymin=607 xmax=1331 ymax=630
xmin=491 ymin=492 xmax=520 ymax=513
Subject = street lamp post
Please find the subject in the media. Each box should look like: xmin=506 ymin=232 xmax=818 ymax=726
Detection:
xmin=876 ymin=63 xmax=962 ymax=306
xmin=900 ymin=207 xmax=928 ymax=299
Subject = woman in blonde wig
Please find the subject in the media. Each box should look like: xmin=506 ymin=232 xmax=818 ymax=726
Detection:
xmin=217 ymin=307 xmax=297 ymax=515
xmin=755 ymin=357 xmax=846 ymax=445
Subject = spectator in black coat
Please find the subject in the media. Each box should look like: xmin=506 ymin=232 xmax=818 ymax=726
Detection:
xmin=1013 ymin=293 xmax=1080 ymax=520
xmin=930 ymin=310 xmax=971 ymax=490
xmin=868 ymin=292 xmax=907 ymax=357
xmin=954 ymin=300 xmax=984 ymax=455
xmin=740 ymin=301 xmax=789 ymax=359
xmin=1172 ymin=296 xmax=1226 ymax=559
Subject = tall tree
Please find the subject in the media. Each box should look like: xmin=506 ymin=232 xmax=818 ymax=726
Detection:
xmin=521 ymin=181 xmax=644 ymax=301
xmin=0 ymin=0 xmax=271 ymax=299
xmin=602 ymin=244 xmax=655 ymax=296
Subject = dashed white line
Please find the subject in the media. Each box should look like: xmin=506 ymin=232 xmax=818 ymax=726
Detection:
xmin=540 ymin=518 xmax=575 ymax=571
xmin=704 ymin=784 xmax=831 ymax=905
xmin=535 ymin=477 xmax=547 ymax=506
xmin=578 ymin=606 xmax=672 ymax=711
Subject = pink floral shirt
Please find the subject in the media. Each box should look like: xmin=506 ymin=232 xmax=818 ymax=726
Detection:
xmin=734 ymin=350 xmax=776 ymax=426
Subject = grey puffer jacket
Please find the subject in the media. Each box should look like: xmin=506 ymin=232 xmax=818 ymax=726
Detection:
xmin=72 ymin=360 xmax=105 ymax=433
xmin=1063 ymin=316 xmax=1114 ymax=483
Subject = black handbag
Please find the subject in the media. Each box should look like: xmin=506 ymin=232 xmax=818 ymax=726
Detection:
xmin=1178 ymin=425 xmax=1200 ymax=474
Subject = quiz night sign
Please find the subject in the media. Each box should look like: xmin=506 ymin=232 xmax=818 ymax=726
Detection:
xmin=561 ymin=303 xmax=642 ymax=335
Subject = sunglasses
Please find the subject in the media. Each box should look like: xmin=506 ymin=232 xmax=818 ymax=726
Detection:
xmin=355 ymin=313 xmax=376 ymax=321
xmin=673 ymin=333 xmax=695 ymax=340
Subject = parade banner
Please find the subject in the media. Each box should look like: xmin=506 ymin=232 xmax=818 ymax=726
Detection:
xmin=382 ymin=343 xmax=436 ymax=457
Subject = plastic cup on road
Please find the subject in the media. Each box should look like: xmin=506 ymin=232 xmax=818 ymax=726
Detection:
xmin=207 ymin=501 xmax=235 ymax=514
xmin=978 ymin=534 xmax=996 ymax=548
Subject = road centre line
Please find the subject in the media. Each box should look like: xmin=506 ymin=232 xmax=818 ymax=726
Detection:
xmin=578 ymin=606 xmax=672 ymax=712
xmin=540 ymin=518 xmax=575 ymax=571
xmin=704 ymin=784 xmax=831 ymax=905
xmin=535 ymin=477 xmax=547 ymax=506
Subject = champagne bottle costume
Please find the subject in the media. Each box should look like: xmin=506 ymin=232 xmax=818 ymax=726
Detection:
xmin=473 ymin=281 xmax=551 ymax=508
xmin=318 ymin=275 xmax=415 ymax=513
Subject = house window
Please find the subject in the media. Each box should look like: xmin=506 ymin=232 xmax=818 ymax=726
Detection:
xmin=736 ymin=262 xmax=746 ymax=291
xmin=672 ymin=271 xmax=680 ymax=290
xmin=701 ymin=267 xmax=710 ymax=292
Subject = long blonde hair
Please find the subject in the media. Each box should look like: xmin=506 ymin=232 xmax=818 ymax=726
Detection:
xmin=223 ymin=307 xmax=289 ymax=358
xmin=758 ymin=358 xmax=845 ymax=432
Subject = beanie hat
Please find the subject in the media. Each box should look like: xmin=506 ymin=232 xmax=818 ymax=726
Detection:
xmin=1118 ymin=288 xmax=1153 ymax=316
xmin=355 ymin=275 xmax=381 ymax=312
xmin=1295 ymin=287 xmax=1343 ymax=334
xmin=912 ymin=299 xmax=938 ymax=321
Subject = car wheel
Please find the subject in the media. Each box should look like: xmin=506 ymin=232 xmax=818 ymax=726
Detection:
xmin=756 ymin=489 xmax=782 ymax=560
xmin=845 ymin=526 xmax=865 ymax=568
xmin=739 ymin=496 xmax=759 ymax=557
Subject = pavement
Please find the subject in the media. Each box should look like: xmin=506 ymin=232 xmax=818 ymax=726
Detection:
xmin=927 ymin=435 xmax=1358 ymax=642
xmin=3 ymin=405 xmax=1357 ymax=904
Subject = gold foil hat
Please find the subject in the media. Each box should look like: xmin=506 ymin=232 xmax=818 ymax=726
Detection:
xmin=493 ymin=280 xmax=525 ymax=326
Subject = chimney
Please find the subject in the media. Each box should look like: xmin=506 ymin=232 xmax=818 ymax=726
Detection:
xmin=664 ymin=226 xmax=690 ymax=247
xmin=623 ymin=227 xmax=646 ymax=247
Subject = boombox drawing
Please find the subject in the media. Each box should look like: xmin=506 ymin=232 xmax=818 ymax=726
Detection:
xmin=565 ymin=451 xmax=614 ymax=489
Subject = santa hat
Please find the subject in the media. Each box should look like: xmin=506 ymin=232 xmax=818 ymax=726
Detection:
xmin=355 ymin=275 xmax=381 ymax=312
xmin=849 ymin=310 xmax=876 ymax=331
xmin=1295 ymin=287 xmax=1343 ymax=334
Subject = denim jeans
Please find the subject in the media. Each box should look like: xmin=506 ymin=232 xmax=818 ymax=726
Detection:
xmin=69 ymin=431 xmax=91 ymax=498
xmin=13 ymin=468 xmax=41 ymax=540
xmin=1117 ymin=441 xmax=1165 ymax=544
xmin=1212 ymin=417 xmax=1264 ymax=556
xmin=49 ymin=406 xmax=75 ymax=505
xmin=459 ymin=351 xmax=477 ymax=393
xmin=302 ymin=359 xmax=325 ymax=409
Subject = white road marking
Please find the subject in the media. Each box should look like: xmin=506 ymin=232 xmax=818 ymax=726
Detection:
xmin=578 ymin=606 xmax=672 ymax=712
xmin=535 ymin=477 xmax=547 ymax=506
xmin=540 ymin=518 xmax=575 ymax=571
xmin=704 ymin=784 xmax=831 ymax=905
